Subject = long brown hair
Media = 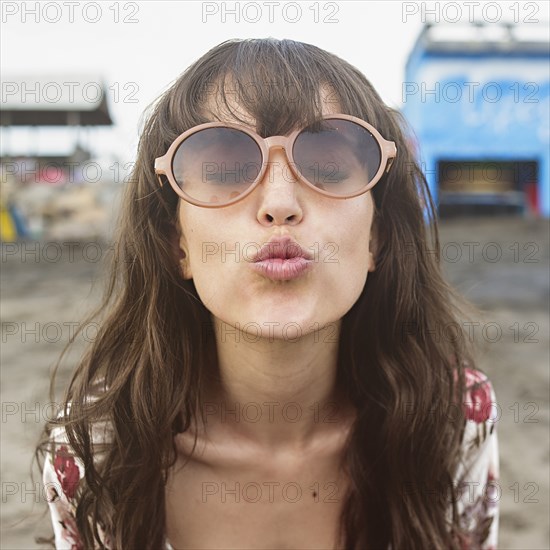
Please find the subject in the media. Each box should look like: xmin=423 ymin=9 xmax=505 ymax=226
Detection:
xmin=35 ymin=37 xmax=480 ymax=548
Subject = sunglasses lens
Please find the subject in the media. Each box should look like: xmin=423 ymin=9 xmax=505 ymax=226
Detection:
xmin=292 ymin=119 xmax=382 ymax=195
xmin=172 ymin=127 xmax=262 ymax=204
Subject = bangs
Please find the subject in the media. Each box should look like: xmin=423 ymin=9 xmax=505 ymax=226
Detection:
xmin=195 ymin=40 xmax=331 ymax=137
xmin=171 ymin=38 xmax=381 ymax=139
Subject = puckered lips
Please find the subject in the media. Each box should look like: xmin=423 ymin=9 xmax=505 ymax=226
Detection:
xmin=249 ymin=236 xmax=314 ymax=281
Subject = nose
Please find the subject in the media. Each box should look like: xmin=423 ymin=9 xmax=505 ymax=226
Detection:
xmin=255 ymin=137 xmax=304 ymax=226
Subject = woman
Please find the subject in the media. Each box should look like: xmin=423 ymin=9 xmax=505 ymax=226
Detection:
xmin=36 ymin=37 xmax=499 ymax=549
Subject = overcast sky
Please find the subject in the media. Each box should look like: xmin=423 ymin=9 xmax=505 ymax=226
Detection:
xmin=2 ymin=1 xmax=549 ymax=165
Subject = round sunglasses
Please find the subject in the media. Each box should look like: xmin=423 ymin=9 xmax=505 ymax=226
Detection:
xmin=154 ymin=113 xmax=397 ymax=208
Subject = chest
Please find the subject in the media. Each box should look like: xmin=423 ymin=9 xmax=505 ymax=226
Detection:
xmin=164 ymin=450 xmax=350 ymax=548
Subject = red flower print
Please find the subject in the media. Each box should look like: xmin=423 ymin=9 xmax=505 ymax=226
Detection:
xmin=58 ymin=505 xmax=84 ymax=550
xmin=462 ymin=368 xmax=493 ymax=424
xmin=53 ymin=445 xmax=81 ymax=500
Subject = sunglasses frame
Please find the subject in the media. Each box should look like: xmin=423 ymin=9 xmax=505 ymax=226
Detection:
xmin=154 ymin=113 xmax=397 ymax=208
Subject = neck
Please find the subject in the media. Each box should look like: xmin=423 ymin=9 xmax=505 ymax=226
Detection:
xmin=198 ymin=316 xmax=353 ymax=453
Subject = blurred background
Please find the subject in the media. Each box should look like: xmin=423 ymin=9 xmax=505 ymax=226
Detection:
xmin=1 ymin=1 xmax=549 ymax=548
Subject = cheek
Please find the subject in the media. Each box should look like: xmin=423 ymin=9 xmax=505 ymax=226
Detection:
xmin=324 ymin=225 xmax=371 ymax=305
xmin=327 ymin=201 xmax=374 ymax=301
xmin=178 ymin=207 xmax=244 ymax=305
xmin=177 ymin=202 xmax=221 ymax=260
xmin=333 ymin=199 xmax=373 ymax=265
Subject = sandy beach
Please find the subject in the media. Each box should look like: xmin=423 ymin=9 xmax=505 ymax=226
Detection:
xmin=1 ymin=214 xmax=548 ymax=549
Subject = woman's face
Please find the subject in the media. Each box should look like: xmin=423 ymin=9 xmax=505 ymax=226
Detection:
xmin=172 ymin=91 xmax=378 ymax=341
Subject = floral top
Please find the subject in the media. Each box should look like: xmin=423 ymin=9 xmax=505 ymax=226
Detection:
xmin=42 ymin=368 xmax=500 ymax=549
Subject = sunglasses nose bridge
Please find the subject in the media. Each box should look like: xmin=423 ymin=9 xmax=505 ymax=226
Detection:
xmin=263 ymin=135 xmax=290 ymax=154
xmin=262 ymin=135 xmax=295 ymax=170
xmin=257 ymin=135 xmax=302 ymax=191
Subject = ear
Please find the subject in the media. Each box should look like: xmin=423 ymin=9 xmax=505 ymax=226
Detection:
xmin=367 ymin=221 xmax=378 ymax=273
xmin=168 ymin=221 xmax=193 ymax=280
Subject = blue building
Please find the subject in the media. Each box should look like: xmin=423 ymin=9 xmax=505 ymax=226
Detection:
xmin=402 ymin=22 xmax=549 ymax=217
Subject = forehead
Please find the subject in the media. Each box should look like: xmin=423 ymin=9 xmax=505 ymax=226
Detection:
xmin=201 ymin=81 xmax=342 ymax=131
